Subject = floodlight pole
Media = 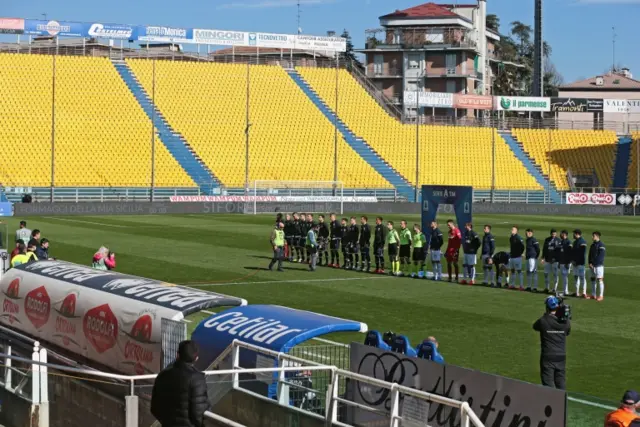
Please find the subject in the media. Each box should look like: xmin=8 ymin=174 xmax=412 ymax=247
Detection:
xmin=50 ymin=54 xmax=56 ymax=202
xmin=415 ymin=70 xmax=425 ymax=202
xmin=150 ymin=60 xmax=156 ymax=202
xmin=491 ymin=127 xmax=496 ymax=203
xmin=547 ymin=129 xmax=551 ymax=203
xmin=245 ymin=61 xmax=251 ymax=195
xmin=333 ymin=55 xmax=339 ymax=189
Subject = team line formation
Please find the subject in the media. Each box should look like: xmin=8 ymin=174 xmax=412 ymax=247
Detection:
xmin=267 ymin=213 xmax=607 ymax=301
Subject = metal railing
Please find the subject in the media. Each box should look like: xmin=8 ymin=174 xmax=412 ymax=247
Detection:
xmin=0 ymin=339 xmax=485 ymax=427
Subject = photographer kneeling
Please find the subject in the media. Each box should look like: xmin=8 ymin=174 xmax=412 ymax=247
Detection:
xmin=533 ymin=296 xmax=571 ymax=390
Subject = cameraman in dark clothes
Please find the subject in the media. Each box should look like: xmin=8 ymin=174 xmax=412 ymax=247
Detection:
xmin=533 ymin=296 xmax=571 ymax=390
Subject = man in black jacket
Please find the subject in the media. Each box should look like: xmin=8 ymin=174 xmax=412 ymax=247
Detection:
xmin=373 ymin=217 xmax=386 ymax=273
xmin=151 ymin=340 xmax=209 ymax=427
xmin=329 ymin=213 xmax=342 ymax=268
xmin=317 ymin=215 xmax=330 ymax=266
xmin=533 ymin=296 xmax=571 ymax=390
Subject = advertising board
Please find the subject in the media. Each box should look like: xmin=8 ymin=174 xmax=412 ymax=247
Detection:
xmin=0 ymin=18 xmax=24 ymax=34
xmin=294 ymin=34 xmax=346 ymax=51
xmin=193 ymin=29 xmax=248 ymax=45
xmin=169 ymin=195 xmax=378 ymax=203
xmin=453 ymin=94 xmax=493 ymax=110
xmin=604 ymin=99 xmax=640 ymax=114
xmin=350 ymin=343 xmax=566 ymax=427
xmin=550 ymin=98 xmax=603 ymax=113
xmin=565 ymin=192 xmax=616 ymax=206
xmin=0 ymin=261 xmax=246 ymax=374
xmin=403 ymin=91 xmax=454 ymax=108
xmin=24 ymin=19 xmax=86 ymax=37
xmin=495 ymin=96 xmax=551 ymax=112
xmin=137 ymin=25 xmax=192 ymax=43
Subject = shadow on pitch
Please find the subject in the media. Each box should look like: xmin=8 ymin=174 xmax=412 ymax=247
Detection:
xmin=243 ymin=266 xmax=310 ymax=272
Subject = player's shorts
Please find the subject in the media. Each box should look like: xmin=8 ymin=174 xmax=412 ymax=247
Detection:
xmin=590 ymin=265 xmax=604 ymax=279
xmin=445 ymin=248 xmax=459 ymax=263
xmin=349 ymin=243 xmax=360 ymax=255
xmin=527 ymin=258 xmax=537 ymax=273
xmin=482 ymin=254 xmax=491 ymax=266
xmin=463 ymin=253 xmax=477 ymax=266
xmin=560 ymin=264 xmax=571 ymax=275
xmin=430 ymin=249 xmax=442 ymax=262
xmin=399 ymin=244 xmax=411 ymax=259
xmin=509 ymin=257 xmax=522 ymax=270
xmin=294 ymin=236 xmax=302 ymax=247
xmin=306 ymin=245 xmax=317 ymax=254
xmin=330 ymin=238 xmax=341 ymax=251
xmin=360 ymin=244 xmax=370 ymax=254
xmin=573 ymin=264 xmax=585 ymax=276
xmin=412 ymin=247 xmax=424 ymax=262
xmin=543 ymin=261 xmax=557 ymax=274
xmin=375 ymin=245 xmax=384 ymax=258
xmin=388 ymin=244 xmax=398 ymax=258
xmin=285 ymin=236 xmax=294 ymax=246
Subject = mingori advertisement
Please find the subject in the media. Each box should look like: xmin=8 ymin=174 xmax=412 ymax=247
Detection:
xmin=403 ymin=91 xmax=454 ymax=108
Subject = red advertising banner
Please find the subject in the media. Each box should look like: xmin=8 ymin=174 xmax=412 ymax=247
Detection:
xmin=0 ymin=18 xmax=25 ymax=34
xmin=565 ymin=192 xmax=616 ymax=206
xmin=453 ymin=94 xmax=493 ymax=110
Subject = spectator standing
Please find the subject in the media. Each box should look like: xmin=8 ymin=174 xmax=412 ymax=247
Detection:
xmin=604 ymin=390 xmax=640 ymax=427
xmin=10 ymin=243 xmax=29 ymax=267
xmin=36 ymin=238 xmax=52 ymax=260
xmin=92 ymin=246 xmax=116 ymax=270
xmin=151 ymin=340 xmax=209 ymax=427
xmin=10 ymin=239 xmax=23 ymax=261
xmin=15 ymin=221 xmax=31 ymax=246
xmin=29 ymin=229 xmax=41 ymax=249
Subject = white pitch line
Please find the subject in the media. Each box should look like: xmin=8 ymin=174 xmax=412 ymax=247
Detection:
xmin=202 ymin=310 xmax=216 ymax=315
xmin=567 ymin=396 xmax=616 ymax=411
xmin=43 ymin=217 xmax=129 ymax=228
xmin=184 ymin=276 xmax=389 ymax=288
xmin=607 ymin=264 xmax=640 ymax=270
xmin=312 ymin=337 xmax=350 ymax=348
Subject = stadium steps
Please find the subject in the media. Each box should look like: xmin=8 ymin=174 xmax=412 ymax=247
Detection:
xmin=613 ymin=136 xmax=632 ymax=188
xmin=499 ymin=131 xmax=562 ymax=203
xmin=286 ymin=69 xmax=415 ymax=201
xmin=111 ymin=60 xmax=220 ymax=193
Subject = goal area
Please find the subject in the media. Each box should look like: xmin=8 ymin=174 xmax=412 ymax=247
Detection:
xmin=247 ymin=180 xmax=346 ymax=215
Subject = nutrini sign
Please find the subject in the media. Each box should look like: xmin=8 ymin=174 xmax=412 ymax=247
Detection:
xmin=496 ymin=96 xmax=551 ymax=112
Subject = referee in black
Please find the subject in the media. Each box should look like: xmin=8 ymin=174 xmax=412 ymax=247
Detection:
xmin=533 ymin=296 xmax=571 ymax=389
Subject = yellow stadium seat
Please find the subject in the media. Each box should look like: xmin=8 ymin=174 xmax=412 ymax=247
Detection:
xmin=628 ymin=133 xmax=640 ymax=190
xmin=297 ymin=67 xmax=541 ymax=190
xmin=512 ymin=128 xmax=617 ymax=190
xmin=126 ymin=59 xmax=391 ymax=189
xmin=0 ymin=53 xmax=194 ymax=188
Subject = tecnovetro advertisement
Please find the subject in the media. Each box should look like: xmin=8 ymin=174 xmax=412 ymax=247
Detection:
xmin=0 ymin=260 xmax=246 ymax=375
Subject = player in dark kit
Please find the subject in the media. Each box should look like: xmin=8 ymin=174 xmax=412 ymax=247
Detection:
xmin=489 ymin=251 xmax=510 ymax=287
xmin=359 ymin=216 xmax=371 ymax=272
xmin=347 ymin=217 xmax=360 ymax=270
xmin=542 ymin=229 xmax=561 ymax=293
xmin=284 ymin=214 xmax=295 ymax=262
xmin=292 ymin=213 xmax=302 ymax=263
xmin=329 ymin=213 xmax=342 ymax=267
xmin=317 ymin=215 xmax=330 ymax=266
xmin=340 ymin=218 xmax=349 ymax=269
xmin=429 ymin=221 xmax=444 ymax=280
xmin=303 ymin=214 xmax=315 ymax=263
xmin=558 ymin=230 xmax=573 ymax=295
xmin=373 ymin=217 xmax=386 ymax=273
xmin=481 ymin=225 xmax=495 ymax=285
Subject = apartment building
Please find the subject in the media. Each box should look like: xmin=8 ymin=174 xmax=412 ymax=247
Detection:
xmin=357 ymin=1 xmax=499 ymax=117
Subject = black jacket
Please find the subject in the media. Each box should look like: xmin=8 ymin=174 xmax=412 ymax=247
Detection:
xmin=347 ymin=224 xmax=359 ymax=245
xmin=462 ymin=230 xmax=481 ymax=254
xmin=293 ymin=220 xmax=302 ymax=237
xmin=360 ymin=223 xmax=371 ymax=246
xmin=284 ymin=220 xmax=295 ymax=237
xmin=429 ymin=228 xmax=444 ymax=250
xmin=525 ymin=236 xmax=540 ymax=259
xmin=542 ymin=236 xmax=561 ymax=263
xmin=492 ymin=251 xmax=510 ymax=266
xmin=374 ymin=224 xmax=386 ymax=247
xmin=318 ymin=222 xmax=329 ymax=239
xmin=330 ymin=220 xmax=342 ymax=239
xmin=558 ymin=239 xmax=572 ymax=265
xmin=533 ymin=313 xmax=571 ymax=361
xmin=340 ymin=225 xmax=348 ymax=246
xmin=482 ymin=232 xmax=495 ymax=256
xmin=509 ymin=234 xmax=525 ymax=258
xmin=589 ymin=240 xmax=606 ymax=266
xmin=151 ymin=361 xmax=210 ymax=427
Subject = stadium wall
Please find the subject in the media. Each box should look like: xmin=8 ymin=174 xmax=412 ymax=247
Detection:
xmin=12 ymin=202 xmax=624 ymax=217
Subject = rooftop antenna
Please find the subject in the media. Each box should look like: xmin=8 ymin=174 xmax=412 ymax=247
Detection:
xmin=612 ymin=26 xmax=616 ymax=73
xmin=297 ymin=0 xmax=302 ymax=34
xmin=42 ymin=13 xmax=47 ymax=20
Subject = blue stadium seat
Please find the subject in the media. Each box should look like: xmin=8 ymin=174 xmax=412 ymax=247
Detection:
xmin=363 ymin=330 xmax=392 ymax=351
xmin=390 ymin=335 xmax=417 ymax=357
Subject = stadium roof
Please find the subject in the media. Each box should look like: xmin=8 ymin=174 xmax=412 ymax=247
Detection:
xmin=561 ymin=73 xmax=640 ymax=92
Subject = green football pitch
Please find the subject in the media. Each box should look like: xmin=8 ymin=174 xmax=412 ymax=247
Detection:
xmin=4 ymin=212 xmax=637 ymax=426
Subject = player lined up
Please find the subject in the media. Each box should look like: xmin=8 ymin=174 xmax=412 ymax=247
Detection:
xmin=268 ymin=215 xmax=606 ymax=300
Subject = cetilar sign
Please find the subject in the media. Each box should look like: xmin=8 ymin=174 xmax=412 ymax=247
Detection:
xmin=88 ymin=23 xmax=132 ymax=39
xmin=193 ymin=305 xmax=367 ymax=369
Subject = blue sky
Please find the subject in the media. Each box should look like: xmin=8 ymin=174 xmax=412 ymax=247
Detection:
xmin=3 ymin=0 xmax=639 ymax=83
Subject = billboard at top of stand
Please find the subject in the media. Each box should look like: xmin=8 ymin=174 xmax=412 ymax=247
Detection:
xmin=0 ymin=260 xmax=247 ymax=375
